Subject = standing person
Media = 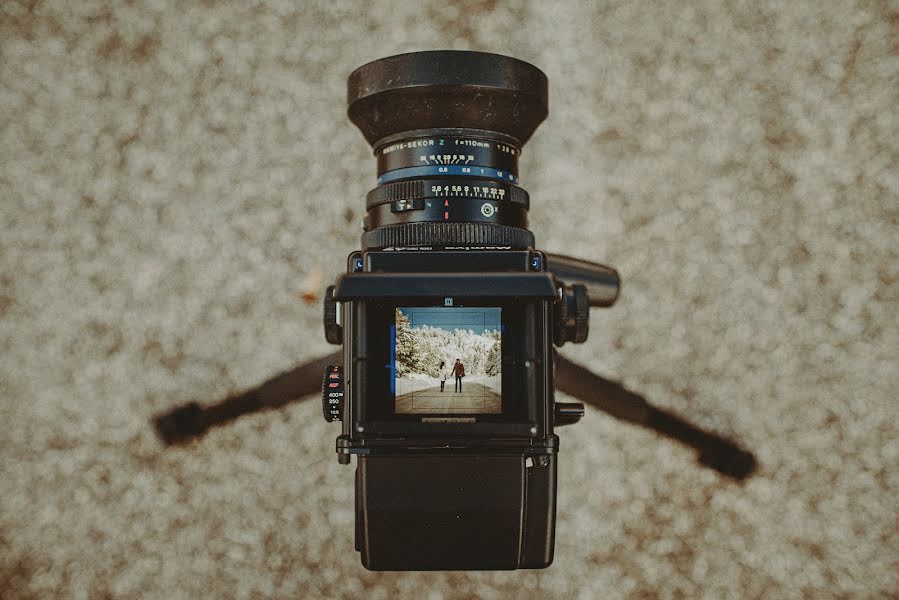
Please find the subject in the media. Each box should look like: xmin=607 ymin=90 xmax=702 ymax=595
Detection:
xmin=452 ymin=358 xmax=465 ymax=393
xmin=439 ymin=360 xmax=447 ymax=392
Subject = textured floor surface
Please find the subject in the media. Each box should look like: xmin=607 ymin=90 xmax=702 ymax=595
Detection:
xmin=1 ymin=1 xmax=897 ymax=598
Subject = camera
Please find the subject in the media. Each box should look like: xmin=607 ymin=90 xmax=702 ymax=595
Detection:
xmin=152 ymin=49 xmax=753 ymax=574
xmin=321 ymin=51 xmax=621 ymax=571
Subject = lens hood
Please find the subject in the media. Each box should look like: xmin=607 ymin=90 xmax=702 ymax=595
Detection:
xmin=348 ymin=50 xmax=548 ymax=147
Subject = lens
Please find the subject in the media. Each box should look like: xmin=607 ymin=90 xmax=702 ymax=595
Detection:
xmin=365 ymin=129 xmax=529 ymax=234
xmin=347 ymin=51 xmax=547 ymax=250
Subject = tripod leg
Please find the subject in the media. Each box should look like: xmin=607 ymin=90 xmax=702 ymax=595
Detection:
xmin=153 ymin=350 xmax=342 ymax=445
xmin=554 ymin=353 xmax=757 ymax=480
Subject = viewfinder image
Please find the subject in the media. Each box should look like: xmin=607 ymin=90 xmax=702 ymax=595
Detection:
xmin=394 ymin=307 xmax=501 ymax=414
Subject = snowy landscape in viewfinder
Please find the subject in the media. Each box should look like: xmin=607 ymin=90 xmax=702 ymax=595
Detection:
xmin=394 ymin=307 xmax=502 ymax=414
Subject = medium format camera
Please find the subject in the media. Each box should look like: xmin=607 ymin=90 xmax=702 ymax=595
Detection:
xmin=321 ymin=51 xmax=620 ymax=571
xmin=152 ymin=49 xmax=754 ymax=574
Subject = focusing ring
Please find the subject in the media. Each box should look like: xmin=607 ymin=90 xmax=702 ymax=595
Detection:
xmin=375 ymin=131 xmax=519 ymax=177
xmin=366 ymin=179 xmax=529 ymax=210
xmin=362 ymin=223 xmax=534 ymax=250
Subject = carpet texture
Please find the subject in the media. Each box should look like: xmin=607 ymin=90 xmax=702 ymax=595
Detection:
xmin=1 ymin=1 xmax=896 ymax=598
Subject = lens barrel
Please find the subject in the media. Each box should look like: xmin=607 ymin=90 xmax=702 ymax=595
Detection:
xmin=347 ymin=51 xmax=547 ymax=250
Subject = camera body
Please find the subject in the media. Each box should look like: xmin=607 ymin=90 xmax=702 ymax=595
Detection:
xmin=320 ymin=51 xmax=618 ymax=570
xmin=331 ymin=249 xmax=558 ymax=569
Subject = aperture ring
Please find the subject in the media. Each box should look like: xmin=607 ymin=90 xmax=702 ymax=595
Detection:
xmin=366 ymin=198 xmax=527 ymax=230
xmin=362 ymin=223 xmax=535 ymax=250
xmin=366 ymin=179 xmax=529 ymax=210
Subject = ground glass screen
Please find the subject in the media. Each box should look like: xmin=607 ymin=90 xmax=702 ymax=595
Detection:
xmin=393 ymin=307 xmax=502 ymax=415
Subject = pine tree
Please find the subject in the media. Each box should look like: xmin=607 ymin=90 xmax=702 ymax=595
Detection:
xmin=484 ymin=332 xmax=501 ymax=376
xmin=394 ymin=309 xmax=415 ymax=376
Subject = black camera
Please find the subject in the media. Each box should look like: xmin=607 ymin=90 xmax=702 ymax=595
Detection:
xmin=152 ymin=49 xmax=754 ymax=574
xmin=321 ymin=51 xmax=620 ymax=571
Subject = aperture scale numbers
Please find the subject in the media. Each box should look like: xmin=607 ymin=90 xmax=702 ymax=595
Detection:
xmin=430 ymin=184 xmax=507 ymax=200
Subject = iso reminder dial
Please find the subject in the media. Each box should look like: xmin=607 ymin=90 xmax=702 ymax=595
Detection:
xmin=322 ymin=366 xmax=344 ymax=422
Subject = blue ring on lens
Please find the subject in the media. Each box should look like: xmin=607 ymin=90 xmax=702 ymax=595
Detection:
xmin=377 ymin=165 xmax=518 ymax=185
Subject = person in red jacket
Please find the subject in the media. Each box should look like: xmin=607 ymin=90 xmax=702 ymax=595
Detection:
xmin=452 ymin=358 xmax=465 ymax=393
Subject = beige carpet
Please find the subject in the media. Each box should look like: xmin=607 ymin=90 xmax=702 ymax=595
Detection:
xmin=1 ymin=1 xmax=896 ymax=597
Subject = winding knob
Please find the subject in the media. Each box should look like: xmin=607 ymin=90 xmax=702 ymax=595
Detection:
xmin=553 ymin=284 xmax=590 ymax=346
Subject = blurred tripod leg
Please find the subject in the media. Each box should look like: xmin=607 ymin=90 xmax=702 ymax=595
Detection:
xmin=153 ymin=350 xmax=342 ymax=445
xmin=554 ymin=352 xmax=756 ymax=480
